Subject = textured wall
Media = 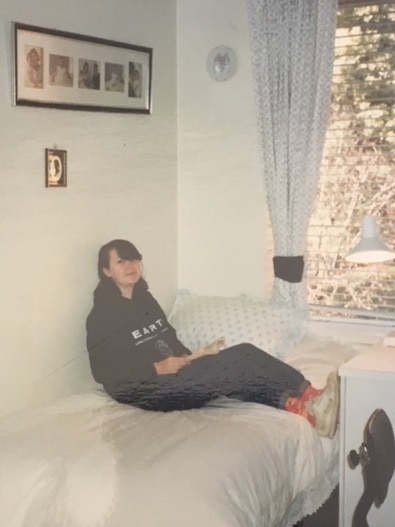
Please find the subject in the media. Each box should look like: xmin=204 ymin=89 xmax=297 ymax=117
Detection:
xmin=0 ymin=0 xmax=178 ymax=416
xmin=177 ymin=0 xmax=272 ymax=298
xmin=0 ymin=0 xmax=273 ymax=418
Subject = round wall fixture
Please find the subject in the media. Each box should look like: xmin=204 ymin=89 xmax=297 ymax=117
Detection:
xmin=206 ymin=46 xmax=238 ymax=82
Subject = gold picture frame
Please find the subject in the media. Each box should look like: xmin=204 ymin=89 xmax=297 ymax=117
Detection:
xmin=45 ymin=148 xmax=67 ymax=188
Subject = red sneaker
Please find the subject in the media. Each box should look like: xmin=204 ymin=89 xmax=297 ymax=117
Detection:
xmin=285 ymin=397 xmax=316 ymax=426
xmin=305 ymin=371 xmax=340 ymax=439
xmin=300 ymin=384 xmax=324 ymax=402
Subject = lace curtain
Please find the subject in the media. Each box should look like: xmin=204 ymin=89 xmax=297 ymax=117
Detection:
xmin=246 ymin=0 xmax=338 ymax=307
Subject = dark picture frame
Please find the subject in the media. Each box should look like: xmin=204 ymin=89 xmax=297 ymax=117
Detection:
xmin=45 ymin=148 xmax=67 ymax=187
xmin=13 ymin=22 xmax=153 ymax=114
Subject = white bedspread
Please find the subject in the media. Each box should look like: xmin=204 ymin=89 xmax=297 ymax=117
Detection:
xmin=0 ymin=338 xmax=363 ymax=527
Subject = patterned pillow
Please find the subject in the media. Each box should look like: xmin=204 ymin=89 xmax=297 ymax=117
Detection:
xmin=168 ymin=289 xmax=308 ymax=359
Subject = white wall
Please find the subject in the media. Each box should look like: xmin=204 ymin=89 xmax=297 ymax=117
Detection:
xmin=0 ymin=0 xmax=178 ymax=416
xmin=177 ymin=0 xmax=272 ymax=299
xmin=0 ymin=0 xmax=274 ymax=418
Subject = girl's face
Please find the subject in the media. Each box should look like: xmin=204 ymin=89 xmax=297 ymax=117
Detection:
xmin=102 ymin=248 xmax=142 ymax=297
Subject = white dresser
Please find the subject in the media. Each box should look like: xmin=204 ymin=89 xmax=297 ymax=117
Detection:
xmin=339 ymin=346 xmax=395 ymax=527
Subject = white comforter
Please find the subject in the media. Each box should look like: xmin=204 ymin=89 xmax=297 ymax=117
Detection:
xmin=0 ymin=338 xmax=362 ymax=527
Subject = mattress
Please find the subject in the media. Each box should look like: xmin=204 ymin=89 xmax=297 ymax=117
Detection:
xmin=0 ymin=337 xmax=363 ymax=527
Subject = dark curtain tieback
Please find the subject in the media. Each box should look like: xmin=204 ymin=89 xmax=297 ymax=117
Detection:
xmin=273 ymin=256 xmax=304 ymax=283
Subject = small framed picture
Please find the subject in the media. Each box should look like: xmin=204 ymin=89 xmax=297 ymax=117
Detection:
xmin=45 ymin=148 xmax=67 ymax=187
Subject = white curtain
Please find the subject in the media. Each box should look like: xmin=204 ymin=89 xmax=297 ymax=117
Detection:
xmin=247 ymin=0 xmax=338 ymax=307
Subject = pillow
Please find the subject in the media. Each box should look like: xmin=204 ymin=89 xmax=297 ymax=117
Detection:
xmin=168 ymin=289 xmax=309 ymax=359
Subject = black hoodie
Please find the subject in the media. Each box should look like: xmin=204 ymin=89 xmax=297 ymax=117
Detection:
xmin=86 ymin=279 xmax=191 ymax=397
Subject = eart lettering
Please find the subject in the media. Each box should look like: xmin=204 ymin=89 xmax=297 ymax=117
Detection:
xmin=131 ymin=319 xmax=165 ymax=340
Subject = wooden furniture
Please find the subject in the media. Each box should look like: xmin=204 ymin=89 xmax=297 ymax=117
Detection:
xmin=339 ymin=346 xmax=395 ymax=527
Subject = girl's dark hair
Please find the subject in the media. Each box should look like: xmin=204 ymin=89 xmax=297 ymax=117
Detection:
xmin=97 ymin=239 xmax=148 ymax=290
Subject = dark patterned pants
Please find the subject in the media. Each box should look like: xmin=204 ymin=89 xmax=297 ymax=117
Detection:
xmin=112 ymin=343 xmax=309 ymax=412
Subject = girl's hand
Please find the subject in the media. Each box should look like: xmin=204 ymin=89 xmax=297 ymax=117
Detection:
xmin=154 ymin=356 xmax=191 ymax=375
xmin=190 ymin=337 xmax=226 ymax=361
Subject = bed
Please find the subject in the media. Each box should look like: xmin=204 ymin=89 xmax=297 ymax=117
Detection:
xmin=0 ymin=291 xmax=366 ymax=527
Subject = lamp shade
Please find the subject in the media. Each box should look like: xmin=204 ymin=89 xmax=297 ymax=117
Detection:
xmin=345 ymin=216 xmax=395 ymax=264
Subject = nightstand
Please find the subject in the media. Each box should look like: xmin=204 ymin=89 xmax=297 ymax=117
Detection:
xmin=339 ymin=346 xmax=395 ymax=527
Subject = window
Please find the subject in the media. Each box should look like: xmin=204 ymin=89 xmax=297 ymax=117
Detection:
xmin=307 ymin=1 xmax=395 ymax=320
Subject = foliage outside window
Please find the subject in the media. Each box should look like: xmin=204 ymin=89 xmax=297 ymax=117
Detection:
xmin=307 ymin=1 xmax=395 ymax=319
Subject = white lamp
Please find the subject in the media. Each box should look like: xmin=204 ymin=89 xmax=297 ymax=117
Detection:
xmin=345 ymin=215 xmax=395 ymax=264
